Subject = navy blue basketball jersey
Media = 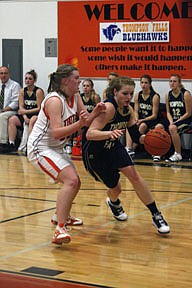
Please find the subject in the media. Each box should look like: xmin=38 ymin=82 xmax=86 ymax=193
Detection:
xmin=168 ymin=88 xmax=187 ymax=121
xmin=138 ymin=90 xmax=159 ymax=119
xmin=81 ymin=93 xmax=95 ymax=113
xmin=82 ymin=97 xmax=133 ymax=188
xmin=85 ymin=97 xmax=131 ymax=151
xmin=24 ymin=86 xmax=39 ymax=118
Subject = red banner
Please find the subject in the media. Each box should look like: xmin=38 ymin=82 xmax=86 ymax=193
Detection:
xmin=58 ymin=0 xmax=192 ymax=79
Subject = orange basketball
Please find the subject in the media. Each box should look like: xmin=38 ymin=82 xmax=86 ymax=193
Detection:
xmin=144 ymin=129 xmax=171 ymax=156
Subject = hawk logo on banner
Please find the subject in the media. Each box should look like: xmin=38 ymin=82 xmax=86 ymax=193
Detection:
xmin=102 ymin=24 xmax=121 ymax=41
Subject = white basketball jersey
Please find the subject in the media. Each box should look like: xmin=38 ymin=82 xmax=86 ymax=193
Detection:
xmin=28 ymin=92 xmax=78 ymax=156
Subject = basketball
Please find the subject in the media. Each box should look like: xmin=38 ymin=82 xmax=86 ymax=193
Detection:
xmin=144 ymin=129 xmax=171 ymax=156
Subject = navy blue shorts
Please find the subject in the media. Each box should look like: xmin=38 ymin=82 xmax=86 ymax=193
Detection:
xmin=82 ymin=141 xmax=134 ymax=188
xmin=141 ymin=119 xmax=159 ymax=130
xmin=160 ymin=117 xmax=192 ymax=134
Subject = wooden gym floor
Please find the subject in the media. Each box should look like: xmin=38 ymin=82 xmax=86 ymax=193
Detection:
xmin=0 ymin=152 xmax=192 ymax=288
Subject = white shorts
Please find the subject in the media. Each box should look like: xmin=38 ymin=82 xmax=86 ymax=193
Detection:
xmin=28 ymin=148 xmax=77 ymax=181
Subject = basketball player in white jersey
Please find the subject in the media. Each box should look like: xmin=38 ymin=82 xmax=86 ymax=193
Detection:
xmin=28 ymin=64 xmax=105 ymax=245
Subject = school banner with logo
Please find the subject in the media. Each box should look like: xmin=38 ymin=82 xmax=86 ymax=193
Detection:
xmin=58 ymin=0 xmax=192 ymax=79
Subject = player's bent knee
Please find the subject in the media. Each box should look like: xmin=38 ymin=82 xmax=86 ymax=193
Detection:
xmin=122 ymin=166 xmax=140 ymax=183
xmin=169 ymin=125 xmax=177 ymax=133
xmin=67 ymin=177 xmax=80 ymax=190
xmin=155 ymin=123 xmax=164 ymax=129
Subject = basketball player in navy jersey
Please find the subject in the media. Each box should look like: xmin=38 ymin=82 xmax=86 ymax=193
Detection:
xmin=8 ymin=69 xmax=44 ymax=152
xmin=81 ymin=78 xmax=100 ymax=113
xmin=82 ymin=76 xmax=170 ymax=235
xmin=155 ymin=74 xmax=192 ymax=162
xmin=134 ymin=74 xmax=160 ymax=161
xmin=134 ymin=75 xmax=160 ymax=131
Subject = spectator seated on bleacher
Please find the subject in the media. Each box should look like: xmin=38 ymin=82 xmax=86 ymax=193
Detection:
xmin=7 ymin=69 xmax=44 ymax=154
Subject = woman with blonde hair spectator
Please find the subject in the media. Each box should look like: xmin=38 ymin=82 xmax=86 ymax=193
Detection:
xmin=156 ymin=74 xmax=192 ymax=162
xmin=81 ymin=78 xmax=100 ymax=113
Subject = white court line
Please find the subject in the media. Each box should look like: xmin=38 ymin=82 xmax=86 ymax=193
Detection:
xmin=159 ymin=196 xmax=192 ymax=208
xmin=127 ymin=195 xmax=192 ymax=219
xmin=1 ymin=196 xmax=192 ymax=259
xmin=0 ymin=241 xmax=50 ymax=260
